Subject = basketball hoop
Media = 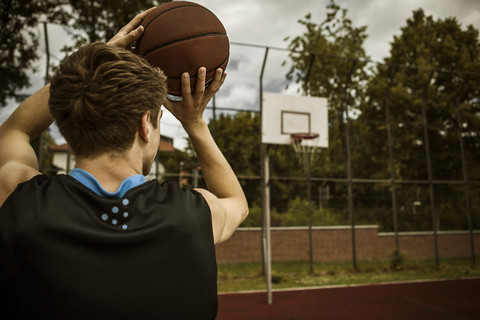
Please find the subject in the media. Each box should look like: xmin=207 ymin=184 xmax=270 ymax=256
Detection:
xmin=290 ymin=132 xmax=319 ymax=165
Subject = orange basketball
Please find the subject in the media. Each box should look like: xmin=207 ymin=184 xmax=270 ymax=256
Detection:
xmin=136 ymin=1 xmax=229 ymax=98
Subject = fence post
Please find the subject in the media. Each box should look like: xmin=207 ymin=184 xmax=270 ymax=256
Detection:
xmin=454 ymin=75 xmax=476 ymax=268
xmin=420 ymin=71 xmax=440 ymax=267
xmin=342 ymin=59 xmax=358 ymax=271
xmin=259 ymin=47 xmax=272 ymax=304
xmin=383 ymin=66 xmax=400 ymax=253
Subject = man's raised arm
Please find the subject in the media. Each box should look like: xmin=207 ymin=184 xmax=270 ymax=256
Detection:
xmin=164 ymin=68 xmax=249 ymax=244
xmin=0 ymin=85 xmax=53 ymax=205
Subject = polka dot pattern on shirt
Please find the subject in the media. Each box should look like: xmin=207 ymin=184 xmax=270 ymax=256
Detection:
xmin=98 ymin=197 xmax=132 ymax=231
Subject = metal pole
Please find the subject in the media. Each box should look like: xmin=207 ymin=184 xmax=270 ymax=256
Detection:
xmin=342 ymin=60 xmax=357 ymax=271
xmin=179 ymin=161 xmax=184 ymax=186
xmin=420 ymin=71 xmax=440 ymax=267
xmin=39 ymin=21 xmax=51 ymax=173
xmin=304 ymin=51 xmax=316 ymax=275
xmin=454 ymin=76 xmax=476 ymax=268
xmin=259 ymin=47 xmax=272 ymax=304
xmin=193 ymin=166 xmax=199 ymax=188
xmin=43 ymin=22 xmax=50 ymax=84
xmin=383 ymin=67 xmax=399 ymax=252
xmin=262 ymin=145 xmax=272 ymax=305
xmin=307 ymin=152 xmax=313 ymax=274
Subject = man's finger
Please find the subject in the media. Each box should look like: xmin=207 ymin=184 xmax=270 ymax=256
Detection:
xmin=128 ymin=26 xmax=144 ymax=42
xmin=110 ymin=26 xmax=144 ymax=48
xmin=120 ymin=7 xmax=156 ymax=34
xmin=206 ymin=68 xmax=226 ymax=96
xmin=181 ymin=72 xmax=193 ymax=104
xmin=107 ymin=7 xmax=156 ymax=48
xmin=195 ymin=67 xmax=207 ymax=96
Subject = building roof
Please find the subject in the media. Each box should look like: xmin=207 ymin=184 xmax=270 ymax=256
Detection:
xmin=159 ymin=138 xmax=175 ymax=152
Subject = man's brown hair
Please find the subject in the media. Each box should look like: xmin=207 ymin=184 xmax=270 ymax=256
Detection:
xmin=49 ymin=42 xmax=167 ymax=158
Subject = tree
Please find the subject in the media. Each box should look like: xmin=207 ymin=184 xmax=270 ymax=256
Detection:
xmin=209 ymin=112 xmax=262 ymax=206
xmin=361 ymin=9 xmax=480 ymax=231
xmin=157 ymin=148 xmax=191 ymax=180
xmin=371 ymin=10 xmax=479 ymax=180
xmin=62 ymin=0 xmax=168 ymax=53
xmin=0 ymin=1 xmax=170 ymax=106
xmin=0 ymin=0 xmax=68 ymax=106
xmin=284 ymin=0 xmax=370 ymax=173
xmin=211 ymin=112 xmax=261 ymax=177
xmin=283 ymin=0 xmax=370 ymax=227
xmin=283 ymin=5 xmax=480 ymax=232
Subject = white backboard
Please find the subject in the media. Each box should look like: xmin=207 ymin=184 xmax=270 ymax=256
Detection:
xmin=262 ymin=92 xmax=328 ymax=147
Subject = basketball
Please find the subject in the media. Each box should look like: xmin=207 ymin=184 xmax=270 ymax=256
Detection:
xmin=136 ymin=1 xmax=229 ymax=98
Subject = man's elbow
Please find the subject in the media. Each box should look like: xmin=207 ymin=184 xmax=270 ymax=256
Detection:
xmin=235 ymin=197 xmax=249 ymax=224
xmin=240 ymin=203 xmax=249 ymax=223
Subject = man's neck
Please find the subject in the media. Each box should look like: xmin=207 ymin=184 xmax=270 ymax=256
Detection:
xmin=74 ymin=152 xmax=142 ymax=194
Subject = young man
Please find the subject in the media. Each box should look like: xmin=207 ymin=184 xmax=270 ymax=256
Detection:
xmin=0 ymin=8 xmax=248 ymax=319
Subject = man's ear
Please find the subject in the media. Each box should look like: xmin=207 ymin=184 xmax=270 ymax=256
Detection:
xmin=139 ymin=111 xmax=151 ymax=143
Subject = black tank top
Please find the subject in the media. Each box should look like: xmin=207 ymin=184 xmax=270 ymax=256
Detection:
xmin=0 ymin=175 xmax=217 ymax=319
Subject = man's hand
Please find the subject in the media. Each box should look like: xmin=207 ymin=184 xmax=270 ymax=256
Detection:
xmin=163 ymin=67 xmax=227 ymax=129
xmin=107 ymin=7 xmax=156 ymax=49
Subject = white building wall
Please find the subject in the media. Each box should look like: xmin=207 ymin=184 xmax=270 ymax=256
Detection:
xmin=52 ymin=152 xmax=76 ymax=175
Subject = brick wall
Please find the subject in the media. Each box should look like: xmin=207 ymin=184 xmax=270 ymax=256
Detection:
xmin=215 ymin=226 xmax=480 ymax=264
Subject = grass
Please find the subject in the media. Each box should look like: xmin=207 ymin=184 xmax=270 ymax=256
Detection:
xmin=217 ymin=256 xmax=480 ymax=293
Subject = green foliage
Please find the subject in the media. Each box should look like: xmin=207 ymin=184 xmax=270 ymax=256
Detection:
xmin=61 ymin=0 xmax=169 ymax=54
xmin=280 ymin=4 xmax=479 ymax=231
xmin=240 ymin=197 xmax=347 ymax=227
xmin=272 ymin=196 xmax=344 ymax=227
xmin=0 ymin=0 xmax=69 ymax=105
xmin=240 ymin=202 xmax=262 ymax=228
xmin=359 ymin=9 xmax=480 ymax=231
xmin=157 ymin=148 xmax=191 ymax=178
xmin=221 ymin=5 xmax=480 ymax=232
xmin=284 ymin=0 xmax=370 ymax=187
xmin=208 ymin=112 xmax=262 ymax=206
xmin=363 ymin=9 xmax=480 ymax=181
xmin=240 ymin=196 xmax=346 ymax=228
xmin=285 ymin=0 xmax=370 ymax=105
xmin=273 ymin=197 xmax=309 ymax=226
xmin=0 ymin=0 xmax=171 ymax=105
xmin=211 ymin=112 xmax=261 ymax=176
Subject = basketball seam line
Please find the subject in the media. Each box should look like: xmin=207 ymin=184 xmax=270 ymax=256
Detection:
xmin=140 ymin=32 xmax=228 ymax=57
xmin=143 ymin=4 xmax=217 ymax=31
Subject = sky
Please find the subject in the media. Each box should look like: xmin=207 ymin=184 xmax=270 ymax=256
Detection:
xmin=1 ymin=0 xmax=479 ymax=150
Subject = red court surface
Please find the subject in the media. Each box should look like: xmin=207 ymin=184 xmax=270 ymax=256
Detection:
xmin=217 ymin=278 xmax=480 ymax=319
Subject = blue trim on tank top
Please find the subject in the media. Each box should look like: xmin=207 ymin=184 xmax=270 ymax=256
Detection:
xmin=69 ymin=168 xmax=146 ymax=198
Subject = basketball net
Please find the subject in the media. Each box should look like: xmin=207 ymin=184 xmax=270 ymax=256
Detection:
xmin=290 ymin=133 xmax=320 ymax=166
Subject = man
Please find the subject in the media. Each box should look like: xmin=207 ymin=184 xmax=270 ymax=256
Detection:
xmin=0 ymin=8 xmax=248 ymax=319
